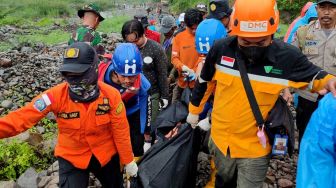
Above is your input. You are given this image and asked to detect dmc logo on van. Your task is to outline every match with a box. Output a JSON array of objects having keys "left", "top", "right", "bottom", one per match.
[{"left": 240, "top": 21, "right": 268, "bottom": 32}]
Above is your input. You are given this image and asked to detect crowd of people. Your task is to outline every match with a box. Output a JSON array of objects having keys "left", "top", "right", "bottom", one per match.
[{"left": 0, "top": 0, "right": 336, "bottom": 187}]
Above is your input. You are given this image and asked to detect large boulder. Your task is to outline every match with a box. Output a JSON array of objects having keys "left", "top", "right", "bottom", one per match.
[
  {"left": 17, "top": 167, "right": 38, "bottom": 188},
  {"left": 1, "top": 99, "right": 13, "bottom": 109}
]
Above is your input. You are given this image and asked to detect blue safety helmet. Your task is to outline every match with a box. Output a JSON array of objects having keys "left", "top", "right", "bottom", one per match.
[
  {"left": 195, "top": 19, "right": 227, "bottom": 54},
  {"left": 112, "top": 43, "right": 143, "bottom": 76}
]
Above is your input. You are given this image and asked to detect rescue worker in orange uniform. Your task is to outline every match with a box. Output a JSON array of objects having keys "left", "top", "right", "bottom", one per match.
[
  {"left": 171, "top": 8, "right": 203, "bottom": 103},
  {"left": 187, "top": 0, "right": 336, "bottom": 187},
  {"left": 0, "top": 42, "right": 138, "bottom": 188}
]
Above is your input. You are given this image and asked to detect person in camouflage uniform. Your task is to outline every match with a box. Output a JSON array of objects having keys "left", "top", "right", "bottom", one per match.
[{"left": 68, "top": 3, "right": 105, "bottom": 55}]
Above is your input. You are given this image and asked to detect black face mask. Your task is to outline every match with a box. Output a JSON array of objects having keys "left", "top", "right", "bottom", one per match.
[{"left": 239, "top": 45, "right": 268, "bottom": 63}]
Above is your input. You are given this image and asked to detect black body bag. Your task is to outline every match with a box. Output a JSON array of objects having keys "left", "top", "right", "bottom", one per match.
[{"left": 131, "top": 87, "right": 201, "bottom": 188}]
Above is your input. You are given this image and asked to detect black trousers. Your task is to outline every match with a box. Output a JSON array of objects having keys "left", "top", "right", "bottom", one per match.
[
  {"left": 296, "top": 96, "right": 321, "bottom": 143},
  {"left": 58, "top": 155, "right": 123, "bottom": 188},
  {"left": 128, "top": 110, "right": 144, "bottom": 157}
]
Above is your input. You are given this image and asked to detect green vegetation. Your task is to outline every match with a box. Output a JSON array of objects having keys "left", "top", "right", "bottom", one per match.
[
  {"left": 98, "top": 16, "right": 131, "bottom": 33},
  {"left": 40, "top": 118, "right": 58, "bottom": 140},
  {"left": 277, "top": 0, "right": 311, "bottom": 20},
  {"left": 0, "top": 139, "right": 54, "bottom": 180},
  {"left": 0, "top": 0, "right": 135, "bottom": 51},
  {"left": 0, "top": 118, "right": 57, "bottom": 180},
  {"left": 0, "top": 42, "right": 13, "bottom": 53},
  {"left": 0, "top": 0, "right": 72, "bottom": 26},
  {"left": 275, "top": 23, "right": 289, "bottom": 39},
  {"left": 35, "top": 18, "right": 67, "bottom": 27},
  {"left": 17, "top": 30, "right": 70, "bottom": 46},
  {"left": 0, "top": 0, "right": 116, "bottom": 26},
  {"left": 169, "top": 0, "right": 207, "bottom": 13}
]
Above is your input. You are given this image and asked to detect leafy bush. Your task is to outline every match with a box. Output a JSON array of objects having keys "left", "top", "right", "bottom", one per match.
[
  {"left": 277, "top": 0, "right": 310, "bottom": 13},
  {"left": 0, "top": 139, "right": 54, "bottom": 180}
]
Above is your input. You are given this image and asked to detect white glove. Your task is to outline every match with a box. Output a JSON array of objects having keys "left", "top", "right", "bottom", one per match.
[
  {"left": 186, "top": 113, "right": 199, "bottom": 128},
  {"left": 125, "top": 161, "right": 138, "bottom": 177},
  {"left": 197, "top": 117, "right": 211, "bottom": 131},
  {"left": 143, "top": 142, "right": 151, "bottom": 153},
  {"left": 182, "top": 65, "right": 195, "bottom": 76},
  {"left": 182, "top": 65, "right": 191, "bottom": 72},
  {"left": 183, "top": 71, "right": 196, "bottom": 81},
  {"left": 159, "top": 98, "right": 169, "bottom": 109}
]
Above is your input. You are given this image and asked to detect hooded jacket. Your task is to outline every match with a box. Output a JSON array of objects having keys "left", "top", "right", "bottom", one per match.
[{"left": 284, "top": 3, "right": 317, "bottom": 43}]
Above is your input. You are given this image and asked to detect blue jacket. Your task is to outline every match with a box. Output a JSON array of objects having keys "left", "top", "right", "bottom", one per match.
[
  {"left": 297, "top": 93, "right": 336, "bottom": 188},
  {"left": 285, "top": 4, "right": 317, "bottom": 43},
  {"left": 102, "top": 63, "right": 151, "bottom": 134}
]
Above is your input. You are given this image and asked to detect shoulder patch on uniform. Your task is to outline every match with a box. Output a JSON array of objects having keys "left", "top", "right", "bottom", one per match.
[
  {"left": 64, "top": 48, "right": 79, "bottom": 58},
  {"left": 33, "top": 94, "right": 52, "bottom": 112},
  {"left": 115, "top": 102, "right": 123, "bottom": 115}
]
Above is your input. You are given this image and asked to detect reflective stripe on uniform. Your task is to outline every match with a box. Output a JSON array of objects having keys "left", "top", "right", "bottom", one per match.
[{"left": 215, "top": 64, "right": 289, "bottom": 86}]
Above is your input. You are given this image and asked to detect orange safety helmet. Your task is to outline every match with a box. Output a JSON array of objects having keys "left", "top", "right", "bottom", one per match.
[{"left": 229, "top": 0, "right": 279, "bottom": 37}]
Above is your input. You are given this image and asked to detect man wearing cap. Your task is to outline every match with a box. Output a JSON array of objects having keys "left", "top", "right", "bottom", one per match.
[
  {"left": 160, "top": 15, "right": 178, "bottom": 81},
  {"left": 186, "top": 0, "right": 336, "bottom": 187},
  {"left": 68, "top": 3, "right": 105, "bottom": 55},
  {"left": 134, "top": 14, "right": 161, "bottom": 43},
  {"left": 0, "top": 42, "right": 138, "bottom": 187},
  {"left": 196, "top": 3, "right": 208, "bottom": 19},
  {"left": 291, "top": 0, "right": 336, "bottom": 143},
  {"left": 207, "top": 0, "right": 232, "bottom": 28}
]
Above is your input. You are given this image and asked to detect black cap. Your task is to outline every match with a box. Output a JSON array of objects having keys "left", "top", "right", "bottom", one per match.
[
  {"left": 134, "top": 14, "right": 149, "bottom": 28},
  {"left": 207, "top": 0, "right": 232, "bottom": 20},
  {"left": 317, "top": 0, "right": 336, "bottom": 4},
  {"left": 60, "top": 42, "right": 98, "bottom": 73}
]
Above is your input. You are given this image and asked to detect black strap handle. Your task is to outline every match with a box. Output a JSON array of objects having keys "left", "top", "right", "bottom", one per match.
[{"left": 235, "top": 52, "right": 264, "bottom": 127}]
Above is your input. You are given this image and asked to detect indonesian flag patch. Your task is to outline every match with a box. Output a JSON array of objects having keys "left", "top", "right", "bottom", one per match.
[{"left": 220, "top": 56, "right": 235, "bottom": 67}]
